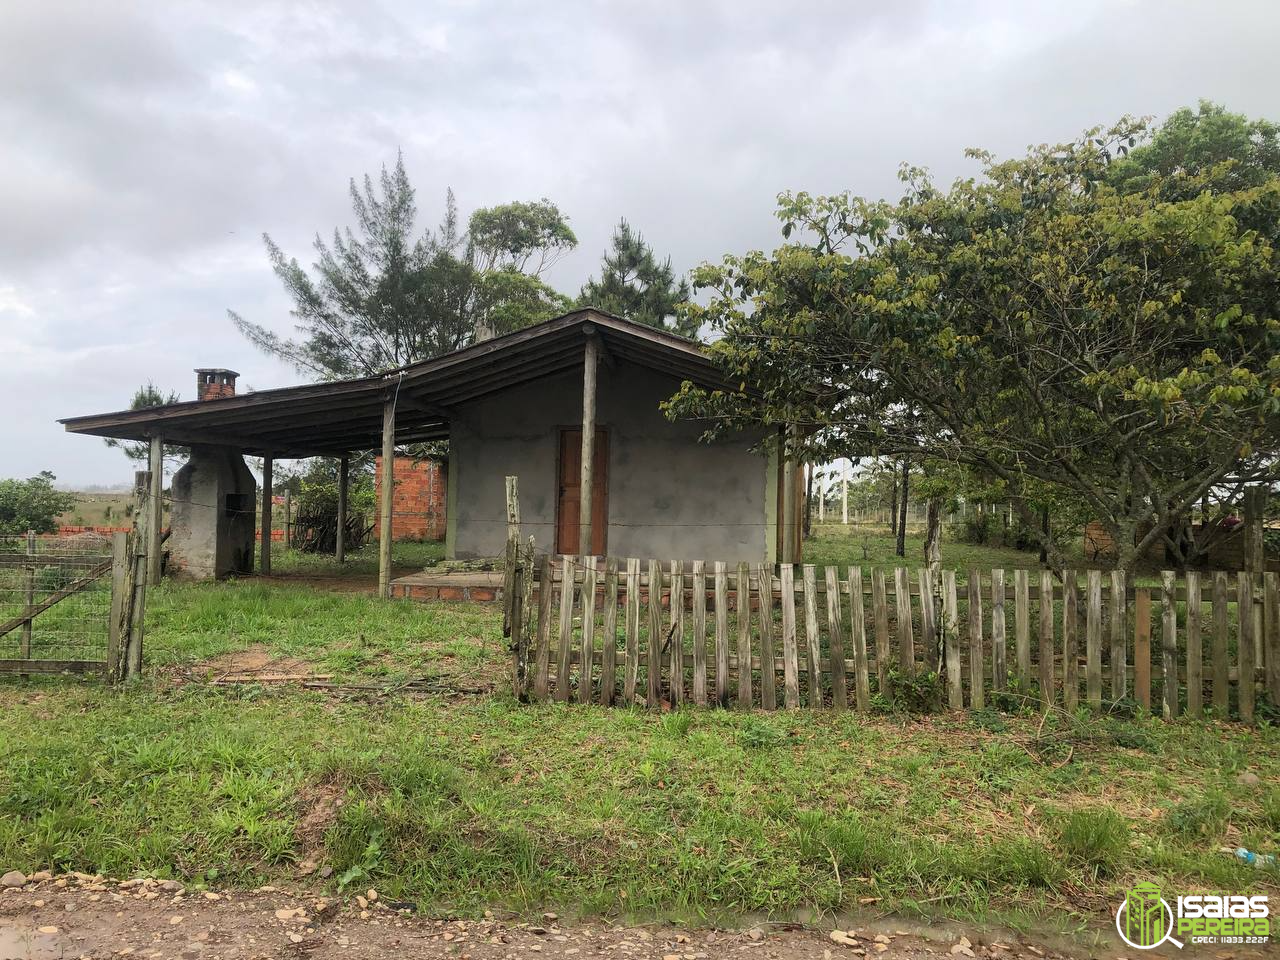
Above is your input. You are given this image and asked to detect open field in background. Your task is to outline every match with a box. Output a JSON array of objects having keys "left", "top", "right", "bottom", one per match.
[
  {"left": 0, "top": 542, "right": 1277, "bottom": 939},
  {"left": 55, "top": 492, "right": 137, "bottom": 528}
]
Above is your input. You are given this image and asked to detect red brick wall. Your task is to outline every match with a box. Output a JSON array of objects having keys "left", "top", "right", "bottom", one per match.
[{"left": 374, "top": 456, "right": 447, "bottom": 542}]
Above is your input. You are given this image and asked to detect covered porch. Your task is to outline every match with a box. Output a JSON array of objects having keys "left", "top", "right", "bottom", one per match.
[{"left": 60, "top": 309, "right": 784, "bottom": 596}]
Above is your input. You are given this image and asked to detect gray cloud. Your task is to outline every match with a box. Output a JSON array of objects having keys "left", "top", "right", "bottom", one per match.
[{"left": 2, "top": 0, "right": 1277, "bottom": 486}]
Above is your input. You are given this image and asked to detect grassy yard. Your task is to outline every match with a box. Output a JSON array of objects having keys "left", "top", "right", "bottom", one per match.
[
  {"left": 804, "top": 523, "right": 1047, "bottom": 573},
  {"left": 0, "top": 550, "right": 1277, "bottom": 938}
]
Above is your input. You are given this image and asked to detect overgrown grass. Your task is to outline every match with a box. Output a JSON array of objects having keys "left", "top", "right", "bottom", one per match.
[{"left": 0, "top": 576, "right": 1277, "bottom": 933}]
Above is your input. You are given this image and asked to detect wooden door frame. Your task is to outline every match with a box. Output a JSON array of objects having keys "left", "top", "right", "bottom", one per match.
[{"left": 554, "top": 425, "right": 610, "bottom": 556}]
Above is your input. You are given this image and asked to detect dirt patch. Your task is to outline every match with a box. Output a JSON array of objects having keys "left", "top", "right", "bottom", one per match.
[
  {"left": 0, "top": 876, "right": 1176, "bottom": 960},
  {"left": 294, "top": 781, "right": 347, "bottom": 878},
  {"left": 199, "top": 644, "right": 315, "bottom": 681}
]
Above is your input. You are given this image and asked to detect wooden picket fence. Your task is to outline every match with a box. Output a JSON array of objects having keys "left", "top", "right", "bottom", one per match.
[{"left": 511, "top": 557, "right": 1280, "bottom": 721}]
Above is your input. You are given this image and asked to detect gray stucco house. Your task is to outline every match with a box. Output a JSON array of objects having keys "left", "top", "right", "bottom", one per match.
[{"left": 62, "top": 309, "right": 801, "bottom": 590}]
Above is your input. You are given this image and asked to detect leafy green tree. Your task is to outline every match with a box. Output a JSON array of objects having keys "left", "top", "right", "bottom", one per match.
[
  {"left": 231, "top": 155, "right": 576, "bottom": 379},
  {"left": 104, "top": 382, "right": 183, "bottom": 465},
  {"left": 579, "top": 219, "right": 694, "bottom": 337},
  {"left": 669, "top": 110, "right": 1280, "bottom": 572},
  {"left": 0, "top": 472, "right": 76, "bottom": 535}
]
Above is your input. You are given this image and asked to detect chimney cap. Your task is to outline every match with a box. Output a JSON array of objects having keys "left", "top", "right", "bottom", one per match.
[{"left": 195, "top": 368, "right": 240, "bottom": 378}]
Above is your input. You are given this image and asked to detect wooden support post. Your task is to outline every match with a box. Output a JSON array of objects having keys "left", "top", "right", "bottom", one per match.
[
  {"left": 504, "top": 476, "right": 521, "bottom": 638},
  {"left": 335, "top": 455, "right": 349, "bottom": 563},
  {"left": 147, "top": 435, "right": 163, "bottom": 584},
  {"left": 20, "top": 530, "right": 34, "bottom": 661},
  {"left": 259, "top": 454, "right": 273, "bottom": 577},
  {"left": 378, "top": 397, "right": 395, "bottom": 597},
  {"left": 107, "top": 532, "right": 126, "bottom": 682},
  {"left": 781, "top": 433, "right": 796, "bottom": 564},
  {"left": 578, "top": 331, "right": 599, "bottom": 558}
]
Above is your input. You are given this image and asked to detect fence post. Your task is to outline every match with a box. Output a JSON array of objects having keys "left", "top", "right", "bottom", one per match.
[
  {"left": 107, "top": 532, "right": 127, "bottom": 682},
  {"left": 20, "top": 530, "right": 34, "bottom": 661}
]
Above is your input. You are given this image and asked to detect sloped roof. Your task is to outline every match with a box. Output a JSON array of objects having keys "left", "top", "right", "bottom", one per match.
[{"left": 60, "top": 309, "right": 733, "bottom": 458}]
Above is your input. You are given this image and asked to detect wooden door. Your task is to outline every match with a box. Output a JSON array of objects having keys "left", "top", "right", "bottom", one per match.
[{"left": 556, "top": 428, "right": 609, "bottom": 555}]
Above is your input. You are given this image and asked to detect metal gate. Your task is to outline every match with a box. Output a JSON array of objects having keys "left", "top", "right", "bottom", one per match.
[{"left": 0, "top": 533, "right": 119, "bottom": 677}]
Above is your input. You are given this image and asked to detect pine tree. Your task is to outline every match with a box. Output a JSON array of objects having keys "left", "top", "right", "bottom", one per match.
[
  {"left": 231, "top": 154, "right": 575, "bottom": 379},
  {"left": 578, "top": 219, "right": 695, "bottom": 338}
]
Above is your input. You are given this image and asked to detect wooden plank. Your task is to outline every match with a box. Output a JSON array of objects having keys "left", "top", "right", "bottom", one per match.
[
  {"left": 579, "top": 560, "right": 597, "bottom": 704},
  {"left": 1134, "top": 588, "right": 1152, "bottom": 712},
  {"left": 943, "top": 569, "right": 962, "bottom": 710},
  {"left": 647, "top": 559, "right": 663, "bottom": 707},
  {"left": 849, "top": 566, "right": 870, "bottom": 711},
  {"left": 601, "top": 558, "right": 619, "bottom": 706},
  {"left": 918, "top": 567, "right": 937, "bottom": 672},
  {"left": 968, "top": 569, "right": 984, "bottom": 709},
  {"left": 1185, "top": 571, "right": 1202, "bottom": 717},
  {"left": 1086, "top": 569, "right": 1103, "bottom": 712},
  {"left": 1266, "top": 571, "right": 1280, "bottom": 709},
  {"left": 737, "top": 563, "right": 753, "bottom": 708},
  {"left": 871, "top": 568, "right": 891, "bottom": 695},
  {"left": 1212, "top": 571, "right": 1230, "bottom": 715},
  {"left": 556, "top": 555, "right": 575, "bottom": 703},
  {"left": 825, "top": 566, "right": 848, "bottom": 710},
  {"left": 1110, "top": 570, "right": 1126, "bottom": 702},
  {"left": 669, "top": 561, "right": 685, "bottom": 704},
  {"left": 624, "top": 556, "right": 642, "bottom": 702},
  {"left": 991, "top": 569, "right": 1007, "bottom": 693},
  {"left": 1014, "top": 569, "right": 1030, "bottom": 688},
  {"left": 802, "top": 565, "right": 823, "bottom": 707},
  {"left": 1239, "top": 572, "right": 1255, "bottom": 723},
  {"left": 532, "top": 555, "right": 552, "bottom": 701},
  {"left": 692, "top": 560, "right": 708, "bottom": 706},
  {"left": 756, "top": 563, "right": 777, "bottom": 710},
  {"left": 894, "top": 567, "right": 915, "bottom": 679},
  {"left": 1161, "top": 571, "right": 1178, "bottom": 720},
  {"left": 1062, "top": 571, "right": 1079, "bottom": 712},
  {"left": 1039, "top": 573, "right": 1054, "bottom": 705},
  {"left": 715, "top": 561, "right": 730, "bottom": 707},
  {"left": 780, "top": 563, "right": 800, "bottom": 709}
]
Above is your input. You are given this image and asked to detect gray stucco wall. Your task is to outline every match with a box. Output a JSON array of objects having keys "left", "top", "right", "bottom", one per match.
[
  {"left": 169, "top": 445, "right": 256, "bottom": 579},
  {"left": 449, "top": 364, "right": 769, "bottom": 562}
]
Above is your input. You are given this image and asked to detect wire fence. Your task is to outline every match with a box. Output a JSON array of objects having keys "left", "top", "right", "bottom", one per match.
[{"left": 0, "top": 533, "right": 114, "bottom": 669}]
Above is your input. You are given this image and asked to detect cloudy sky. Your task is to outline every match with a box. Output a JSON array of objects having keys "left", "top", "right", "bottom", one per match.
[{"left": 3, "top": 0, "right": 1277, "bottom": 487}]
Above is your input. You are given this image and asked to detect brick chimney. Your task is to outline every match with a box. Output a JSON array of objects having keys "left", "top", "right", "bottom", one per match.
[{"left": 195, "top": 368, "right": 239, "bottom": 401}]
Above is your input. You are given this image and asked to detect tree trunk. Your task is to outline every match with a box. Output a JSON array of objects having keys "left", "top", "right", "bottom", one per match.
[
  {"left": 895, "top": 459, "right": 910, "bottom": 557},
  {"left": 802, "top": 462, "right": 814, "bottom": 539},
  {"left": 889, "top": 467, "right": 899, "bottom": 535}
]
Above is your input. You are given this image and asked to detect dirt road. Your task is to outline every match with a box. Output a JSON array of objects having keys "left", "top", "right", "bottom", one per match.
[{"left": 0, "top": 873, "right": 1227, "bottom": 960}]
